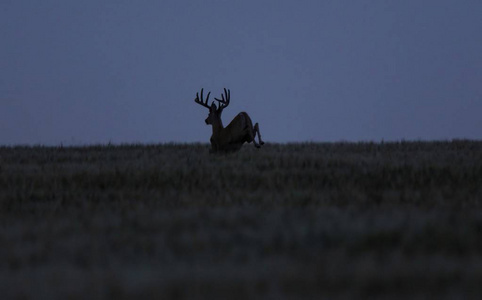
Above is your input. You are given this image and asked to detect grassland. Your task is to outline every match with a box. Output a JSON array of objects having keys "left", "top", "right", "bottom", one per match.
[{"left": 1, "top": 141, "right": 482, "bottom": 299}]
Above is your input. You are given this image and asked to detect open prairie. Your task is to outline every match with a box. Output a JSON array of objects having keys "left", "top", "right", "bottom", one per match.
[{"left": 1, "top": 141, "right": 482, "bottom": 299}]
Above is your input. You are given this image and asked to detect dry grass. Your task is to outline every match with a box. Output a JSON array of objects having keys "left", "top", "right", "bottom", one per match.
[{"left": 1, "top": 141, "right": 482, "bottom": 299}]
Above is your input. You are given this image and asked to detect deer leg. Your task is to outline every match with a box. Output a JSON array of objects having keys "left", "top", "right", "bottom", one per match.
[
  {"left": 247, "top": 124, "right": 261, "bottom": 148},
  {"left": 254, "top": 123, "right": 264, "bottom": 146},
  {"left": 247, "top": 126, "right": 260, "bottom": 148}
]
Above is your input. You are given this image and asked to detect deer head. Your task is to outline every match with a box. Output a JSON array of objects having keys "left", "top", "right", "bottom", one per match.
[{"left": 194, "top": 88, "right": 230, "bottom": 125}]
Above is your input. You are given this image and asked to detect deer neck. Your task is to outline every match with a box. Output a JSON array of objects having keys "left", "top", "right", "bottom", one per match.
[{"left": 211, "top": 117, "right": 224, "bottom": 137}]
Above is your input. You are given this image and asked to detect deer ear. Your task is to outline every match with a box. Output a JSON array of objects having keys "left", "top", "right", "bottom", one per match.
[{"left": 211, "top": 102, "right": 217, "bottom": 110}]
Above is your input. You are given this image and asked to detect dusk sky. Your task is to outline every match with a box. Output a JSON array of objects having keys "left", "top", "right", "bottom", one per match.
[{"left": 1, "top": 1, "right": 481, "bottom": 145}]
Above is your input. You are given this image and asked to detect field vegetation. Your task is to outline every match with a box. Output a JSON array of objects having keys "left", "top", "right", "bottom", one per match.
[{"left": 1, "top": 141, "right": 482, "bottom": 299}]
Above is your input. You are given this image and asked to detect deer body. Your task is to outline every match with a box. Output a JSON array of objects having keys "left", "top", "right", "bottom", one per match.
[{"left": 195, "top": 88, "right": 264, "bottom": 153}]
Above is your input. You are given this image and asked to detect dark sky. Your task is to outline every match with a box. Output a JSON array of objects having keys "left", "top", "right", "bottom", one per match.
[{"left": 2, "top": 1, "right": 481, "bottom": 145}]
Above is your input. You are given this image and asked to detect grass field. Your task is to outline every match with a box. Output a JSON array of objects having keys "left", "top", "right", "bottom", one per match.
[{"left": 1, "top": 141, "right": 482, "bottom": 299}]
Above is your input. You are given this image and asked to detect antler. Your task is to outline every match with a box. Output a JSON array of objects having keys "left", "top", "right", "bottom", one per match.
[
  {"left": 215, "top": 88, "right": 230, "bottom": 110},
  {"left": 194, "top": 88, "right": 211, "bottom": 109}
]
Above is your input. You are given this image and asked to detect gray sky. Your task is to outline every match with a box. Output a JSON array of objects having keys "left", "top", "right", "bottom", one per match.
[{"left": 1, "top": 0, "right": 481, "bottom": 145}]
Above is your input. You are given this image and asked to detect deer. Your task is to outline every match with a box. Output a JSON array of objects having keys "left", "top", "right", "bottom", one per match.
[{"left": 194, "top": 88, "right": 264, "bottom": 153}]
